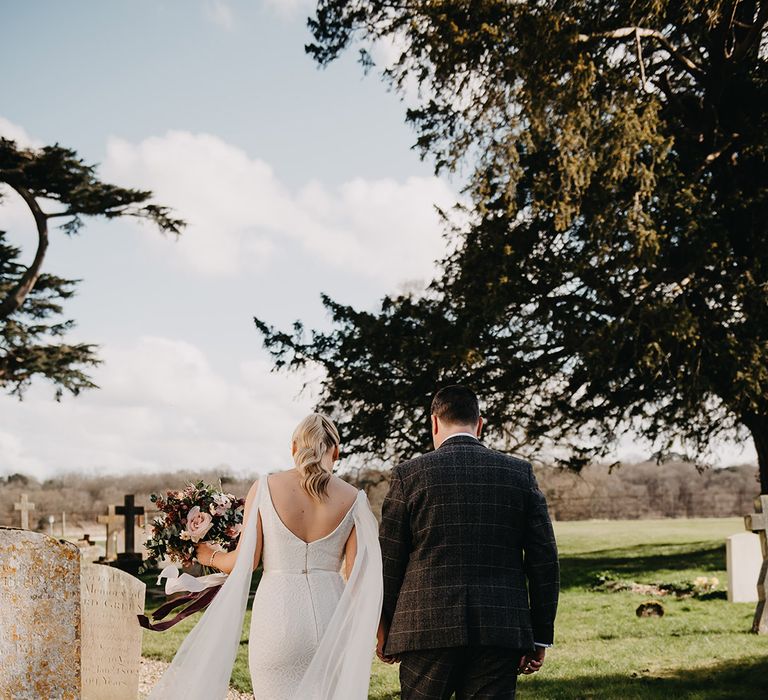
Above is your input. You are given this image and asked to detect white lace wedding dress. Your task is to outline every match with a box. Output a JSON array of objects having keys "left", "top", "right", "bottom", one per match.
[{"left": 146, "top": 477, "right": 383, "bottom": 700}]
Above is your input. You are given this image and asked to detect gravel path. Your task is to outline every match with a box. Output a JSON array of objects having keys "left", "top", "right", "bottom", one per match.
[{"left": 139, "top": 657, "right": 252, "bottom": 699}]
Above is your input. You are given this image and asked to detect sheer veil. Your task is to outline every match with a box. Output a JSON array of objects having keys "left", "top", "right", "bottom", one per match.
[{"left": 146, "top": 478, "right": 383, "bottom": 700}]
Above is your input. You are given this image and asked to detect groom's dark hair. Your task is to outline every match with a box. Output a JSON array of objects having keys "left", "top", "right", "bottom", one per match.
[{"left": 431, "top": 385, "right": 480, "bottom": 425}]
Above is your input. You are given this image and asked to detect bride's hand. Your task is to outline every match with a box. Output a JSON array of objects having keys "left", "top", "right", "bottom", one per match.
[{"left": 195, "top": 541, "right": 215, "bottom": 565}]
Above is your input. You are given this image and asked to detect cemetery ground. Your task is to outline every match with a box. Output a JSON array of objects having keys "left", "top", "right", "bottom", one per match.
[{"left": 139, "top": 517, "right": 768, "bottom": 699}]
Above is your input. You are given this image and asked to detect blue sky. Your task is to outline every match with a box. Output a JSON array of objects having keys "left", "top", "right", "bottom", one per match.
[
  {"left": 0, "top": 1, "right": 756, "bottom": 478},
  {"left": 0, "top": 0, "right": 460, "bottom": 478}
]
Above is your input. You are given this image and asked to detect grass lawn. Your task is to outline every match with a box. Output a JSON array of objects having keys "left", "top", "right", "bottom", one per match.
[{"left": 141, "top": 517, "right": 768, "bottom": 698}]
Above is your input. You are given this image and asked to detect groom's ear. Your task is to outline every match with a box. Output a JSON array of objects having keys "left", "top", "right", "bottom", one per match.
[
  {"left": 431, "top": 414, "right": 439, "bottom": 435},
  {"left": 477, "top": 416, "right": 484, "bottom": 437}
]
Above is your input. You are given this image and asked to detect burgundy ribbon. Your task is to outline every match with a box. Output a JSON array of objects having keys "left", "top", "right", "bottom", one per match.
[{"left": 137, "top": 584, "right": 223, "bottom": 631}]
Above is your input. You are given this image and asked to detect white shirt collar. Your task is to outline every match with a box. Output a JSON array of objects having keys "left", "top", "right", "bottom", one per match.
[{"left": 441, "top": 432, "right": 480, "bottom": 444}]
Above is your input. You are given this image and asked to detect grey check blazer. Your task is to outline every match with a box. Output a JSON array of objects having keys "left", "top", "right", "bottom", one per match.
[{"left": 379, "top": 435, "right": 559, "bottom": 655}]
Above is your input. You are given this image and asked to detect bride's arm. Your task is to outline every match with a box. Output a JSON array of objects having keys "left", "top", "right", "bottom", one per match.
[{"left": 196, "top": 478, "right": 263, "bottom": 574}]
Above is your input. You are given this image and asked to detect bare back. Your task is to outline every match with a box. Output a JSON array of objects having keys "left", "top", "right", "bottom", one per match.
[{"left": 267, "top": 469, "right": 358, "bottom": 544}]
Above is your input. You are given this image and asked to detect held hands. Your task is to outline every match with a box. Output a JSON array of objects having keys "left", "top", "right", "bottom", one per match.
[
  {"left": 517, "top": 647, "right": 545, "bottom": 675},
  {"left": 376, "top": 621, "right": 399, "bottom": 665}
]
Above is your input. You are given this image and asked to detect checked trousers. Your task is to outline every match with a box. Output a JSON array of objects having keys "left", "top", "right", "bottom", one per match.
[{"left": 398, "top": 646, "right": 523, "bottom": 700}]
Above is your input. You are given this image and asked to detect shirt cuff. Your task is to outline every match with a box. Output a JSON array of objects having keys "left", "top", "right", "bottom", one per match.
[{"left": 534, "top": 642, "right": 552, "bottom": 648}]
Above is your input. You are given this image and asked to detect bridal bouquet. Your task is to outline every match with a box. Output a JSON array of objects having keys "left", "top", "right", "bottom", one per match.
[
  {"left": 138, "top": 480, "right": 245, "bottom": 632},
  {"left": 141, "top": 480, "right": 245, "bottom": 572}
]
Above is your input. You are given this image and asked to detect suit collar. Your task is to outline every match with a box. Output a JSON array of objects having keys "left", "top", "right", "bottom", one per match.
[{"left": 437, "top": 434, "right": 482, "bottom": 449}]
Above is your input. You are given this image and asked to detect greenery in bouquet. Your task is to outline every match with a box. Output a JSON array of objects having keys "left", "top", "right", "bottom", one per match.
[{"left": 141, "top": 480, "right": 245, "bottom": 574}]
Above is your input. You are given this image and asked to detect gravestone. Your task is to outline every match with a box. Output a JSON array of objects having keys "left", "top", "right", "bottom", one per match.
[
  {"left": 13, "top": 493, "right": 35, "bottom": 530},
  {"left": 726, "top": 532, "right": 762, "bottom": 602},
  {"left": 0, "top": 527, "right": 80, "bottom": 698},
  {"left": 111, "top": 494, "right": 145, "bottom": 575},
  {"left": 0, "top": 527, "right": 146, "bottom": 699},
  {"left": 98, "top": 504, "right": 123, "bottom": 560},
  {"left": 80, "top": 564, "right": 145, "bottom": 699},
  {"left": 76, "top": 534, "right": 103, "bottom": 563},
  {"left": 744, "top": 494, "right": 768, "bottom": 633}
]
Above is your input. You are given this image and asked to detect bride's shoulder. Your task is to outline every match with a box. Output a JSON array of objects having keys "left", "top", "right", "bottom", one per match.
[
  {"left": 329, "top": 475, "right": 359, "bottom": 507},
  {"left": 331, "top": 474, "right": 359, "bottom": 494}
]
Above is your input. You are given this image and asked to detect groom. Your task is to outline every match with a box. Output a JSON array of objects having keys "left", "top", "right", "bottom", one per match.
[{"left": 377, "top": 385, "right": 559, "bottom": 699}]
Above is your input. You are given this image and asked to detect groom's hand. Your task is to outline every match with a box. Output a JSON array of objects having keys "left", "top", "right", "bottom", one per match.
[
  {"left": 376, "top": 617, "right": 400, "bottom": 664},
  {"left": 375, "top": 643, "right": 399, "bottom": 665},
  {"left": 376, "top": 624, "right": 399, "bottom": 664},
  {"left": 518, "top": 647, "right": 545, "bottom": 675}
]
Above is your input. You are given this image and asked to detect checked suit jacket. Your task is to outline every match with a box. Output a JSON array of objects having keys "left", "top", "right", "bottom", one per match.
[{"left": 380, "top": 434, "right": 559, "bottom": 655}]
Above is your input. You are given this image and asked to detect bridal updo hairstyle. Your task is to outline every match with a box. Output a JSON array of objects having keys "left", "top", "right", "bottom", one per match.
[{"left": 292, "top": 413, "right": 340, "bottom": 500}]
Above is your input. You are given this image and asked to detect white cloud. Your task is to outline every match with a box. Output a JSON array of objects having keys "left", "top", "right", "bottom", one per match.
[
  {"left": 0, "top": 116, "right": 43, "bottom": 149},
  {"left": 204, "top": 0, "right": 235, "bottom": 31},
  {"left": 262, "top": 0, "right": 314, "bottom": 20},
  {"left": 0, "top": 117, "right": 46, "bottom": 247},
  {"left": 0, "top": 336, "right": 314, "bottom": 480},
  {"left": 102, "top": 130, "right": 457, "bottom": 287}
]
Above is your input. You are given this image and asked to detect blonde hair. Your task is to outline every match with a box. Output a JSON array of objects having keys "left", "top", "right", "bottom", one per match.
[{"left": 291, "top": 413, "right": 340, "bottom": 500}]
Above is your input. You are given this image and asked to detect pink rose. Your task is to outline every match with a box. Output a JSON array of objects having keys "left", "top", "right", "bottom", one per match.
[
  {"left": 184, "top": 505, "right": 213, "bottom": 542},
  {"left": 226, "top": 523, "right": 242, "bottom": 538}
]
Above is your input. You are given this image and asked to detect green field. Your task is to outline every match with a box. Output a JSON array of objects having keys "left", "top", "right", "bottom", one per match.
[{"left": 141, "top": 518, "right": 768, "bottom": 698}]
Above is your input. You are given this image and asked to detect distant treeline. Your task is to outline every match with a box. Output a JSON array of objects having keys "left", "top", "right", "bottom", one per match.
[
  {"left": 0, "top": 460, "right": 760, "bottom": 528},
  {"left": 344, "top": 460, "right": 760, "bottom": 521},
  {"left": 530, "top": 460, "right": 759, "bottom": 521}
]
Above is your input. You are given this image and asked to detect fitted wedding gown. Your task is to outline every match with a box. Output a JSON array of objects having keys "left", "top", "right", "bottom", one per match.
[
  {"left": 146, "top": 477, "right": 383, "bottom": 700},
  {"left": 249, "top": 477, "right": 358, "bottom": 696}
]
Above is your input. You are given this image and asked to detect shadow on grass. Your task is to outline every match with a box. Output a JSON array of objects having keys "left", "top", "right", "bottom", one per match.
[
  {"left": 560, "top": 542, "right": 725, "bottom": 589},
  {"left": 368, "top": 655, "right": 768, "bottom": 700},
  {"left": 522, "top": 655, "right": 768, "bottom": 699}
]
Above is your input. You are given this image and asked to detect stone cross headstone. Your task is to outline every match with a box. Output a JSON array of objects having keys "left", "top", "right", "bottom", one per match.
[
  {"left": 98, "top": 504, "right": 123, "bottom": 560},
  {"left": 13, "top": 494, "right": 35, "bottom": 530},
  {"left": 726, "top": 532, "right": 762, "bottom": 602},
  {"left": 112, "top": 495, "right": 145, "bottom": 575},
  {"left": 115, "top": 494, "right": 144, "bottom": 554},
  {"left": 0, "top": 527, "right": 146, "bottom": 699},
  {"left": 744, "top": 494, "right": 768, "bottom": 634}
]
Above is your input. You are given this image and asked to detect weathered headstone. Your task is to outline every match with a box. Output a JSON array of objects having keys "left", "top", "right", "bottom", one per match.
[
  {"left": 0, "top": 528, "right": 80, "bottom": 698},
  {"left": 80, "top": 564, "right": 145, "bottom": 699},
  {"left": 744, "top": 494, "right": 768, "bottom": 633},
  {"left": 0, "top": 527, "right": 146, "bottom": 699},
  {"left": 13, "top": 493, "right": 35, "bottom": 530},
  {"left": 727, "top": 532, "right": 762, "bottom": 603},
  {"left": 98, "top": 504, "right": 123, "bottom": 560}
]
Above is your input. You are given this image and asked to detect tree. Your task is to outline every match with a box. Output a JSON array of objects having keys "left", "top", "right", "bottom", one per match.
[
  {"left": 256, "top": 1, "right": 768, "bottom": 491},
  {"left": 1, "top": 139, "right": 184, "bottom": 397}
]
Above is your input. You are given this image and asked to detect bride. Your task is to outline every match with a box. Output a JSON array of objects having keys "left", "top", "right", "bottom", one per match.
[{"left": 146, "top": 413, "right": 383, "bottom": 700}]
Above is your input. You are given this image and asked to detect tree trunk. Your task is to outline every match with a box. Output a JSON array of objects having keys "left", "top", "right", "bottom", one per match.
[
  {"left": 0, "top": 185, "right": 48, "bottom": 320},
  {"left": 746, "top": 414, "right": 768, "bottom": 494}
]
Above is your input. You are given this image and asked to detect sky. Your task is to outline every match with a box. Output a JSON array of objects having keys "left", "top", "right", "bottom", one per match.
[{"left": 0, "top": 1, "right": 757, "bottom": 479}]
